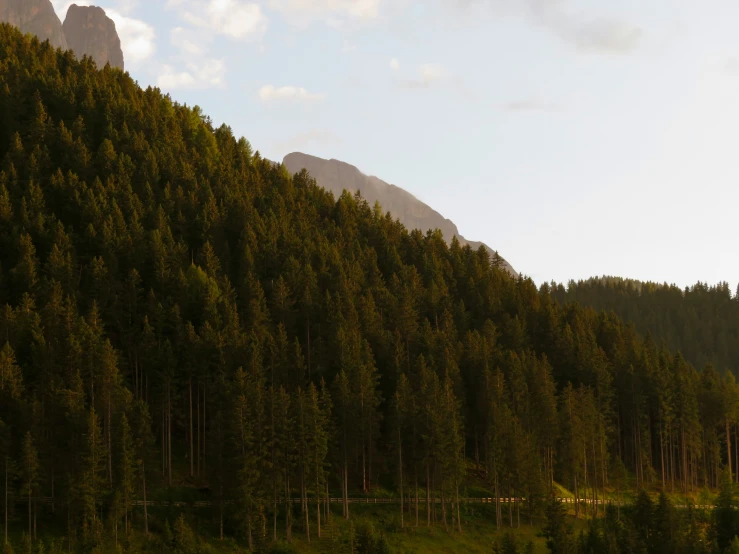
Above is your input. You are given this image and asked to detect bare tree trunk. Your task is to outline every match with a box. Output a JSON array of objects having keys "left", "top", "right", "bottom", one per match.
[
  {"left": 426, "top": 463, "right": 431, "bottom": 527},
  {"left": 108, "top": 393, "right": 113, "bottom": 485},
  {"left": 286, "top": 474, "right": 292, "bottom": 542},
  {"left": 168, "top": 381, "right": 172, "bottom": 486},
  {"left": 326, "top": 481, "right": 331, "bottom": 522},
  {"left": 190, "top": 378, "right": 194, "bottom": 477},
  {"left": 344, "top": 459, "right": 349, "bottom": 520},
  {"left": 303, "top": 472, "right": 310, "bottom": 543},
  {"left": 4, "top": 461, "right": 7, "bottom": 546},
  {"left": 441, "top": 485, "right": 448, "bottom": 531},
  {"left": 456, "top": 482, "right": 462, "bottom": 533},
  {"left": 316, "top": 475, "right": 321, "bottom": 539},
  {"left": 142, "top": 460, "right": 148, "bottom": 536},
  {"left": 197, "top": 383, "right": 201, "bottom": 477},
  {"left": 398, "top": 427, "right": 404, "bottom": 528},
  {"left": 202, "top": 386, "right": 206, "bottom": 477},
  {"left": 727, "top": 418, "right": 733, "bottom": 482},
  {"left": 415, "top": 475, "right": 419, "bottom": 527}
]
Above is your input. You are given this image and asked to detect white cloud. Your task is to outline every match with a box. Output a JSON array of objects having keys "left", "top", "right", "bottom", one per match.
[
  {"left": 258, "top": 85, "right": 325, "bottom": 102},
  {"left": 170, "top": 27, "right": 205, "bottom": 56},
  {"left": 180, "top": 0, "right": 267, "bottom": 41},
  {"left": 109, "top": 9, "right": 156, "bottom": 64},
  {"left": 50, "top": 1, "right": 156, "bottom": 66},
  {"left": 157, "top": 59, "right": 227, "bottom": 90},
  {"left": 274, "top": 129, "right": 343, "bottom": 154},
  {"left": 502, "top": 98, "right": 563, "bottom": 113},
  {"left": 448, "top": 0, "right": 642, "bottom": 55},
  {"left": 399, "top": 63, "right": 449, "bottom": 88},
  {"left": 268, "top": 0, "right": 381, "bottom": 26},
  {"left": 390, "top": 57, "right": 400, "bottom": 71},
  {"left": 342, "top": 40, "right": 356, "bottom": 53},
  {"left": 419, "top": 63, "right": 446, "bottom": 82}
]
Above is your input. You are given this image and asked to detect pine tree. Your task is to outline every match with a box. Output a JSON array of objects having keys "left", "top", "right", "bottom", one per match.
[{"left": 79, "top": 408, "right": 108, "bottom": 546}]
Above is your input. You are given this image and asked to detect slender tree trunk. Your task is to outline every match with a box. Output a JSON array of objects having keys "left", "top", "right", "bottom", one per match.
[
  {"left": 4, "top": 460, "right": 7, "bottom": 546},
  {"left": 202, "top": 386, "right": 206, "bottom": 476},
  {"left": 108, "top": 394, "right": 113, "bottom": 485},
  {"left": 28, "top": 486, "right": 31, "bottom": 540},
  {"left": 456, "top": 482, "right": 462, "bottom": 533},
  {"left": 285, "top": 474, "right": 292, "bottom": 542},
  {"left": 303, "top": 472, "right": 310, "bottom": 543},
  {"left": 398, "top": 427, "right": 404, "bottom": 528},
  {"left": 316, "top": 474, "right": 321, "bottom": 539},
  {"left": 441, "top": 485, "right": 448, "bottom": 531},
  {"left": 189, "top": 377, "right": 194, "bottom": 477},
  {"left": 168, "top": 381, "right": 172, "bottom": 486},
  {"left": 326, "top": 481, "right": 331, "bottom": 522},
  {"left": 142, "top": 459, "right": 148, "bottom": 536},
  {"left": 344, "top": 459, "right": 349, "bottom": 520},
  {"left": 415, "top": 475, "right": 419, "bottom": 527},
  {"left": 161, "top": 409, "right": 165, "bottom": 476},
  {"left": 727, "top": 418, "right": 733, "bottom": 482},
  {"left": 426, "top": 462, "right": 431, "bottom": 527},
  {"left": 197, "top": 383, "right": 201, "bottom": 478},
  {"left": 660, "top": 423, "right": 666, "bottom": 488}
]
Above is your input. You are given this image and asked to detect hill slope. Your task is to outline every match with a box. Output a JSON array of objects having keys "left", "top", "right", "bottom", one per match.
[
  {"left": 0, "top": 23, "right": 734, "bottom": 554},
  {"left": 283, "top": 152, "right": 518, "bottom": 277}
]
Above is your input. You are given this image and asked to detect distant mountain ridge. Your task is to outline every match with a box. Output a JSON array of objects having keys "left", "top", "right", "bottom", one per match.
[
  {"left": 0, "top": 0, "right": 123, "bottom": 69},
  {"left": 282, "top": 152, "right": 517, "bottom": 277}
]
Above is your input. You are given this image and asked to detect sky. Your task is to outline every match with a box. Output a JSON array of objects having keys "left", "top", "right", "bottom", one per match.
[{"left": 50, "top": 0, "right": 739, "bottom": 289}]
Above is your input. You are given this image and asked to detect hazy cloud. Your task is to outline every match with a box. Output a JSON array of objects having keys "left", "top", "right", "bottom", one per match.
[
  {"left": 170, "top": 27, "right": 205, "bottom": 56},
  {"left": 178, "top": 0, "right": 268, "bottom": 41},
  {"left": 450, "top": 0, "right": 642, "bottom": 54},
  {"left": 268, "top": 0, "right": 381, "bottom": 26},
  {"left": 390, "top": 57, "right": 400, "bottom": 71},
  {"left": 274, "top": 129, "right": 343, "bottom": 154},
  {"left": 399, "top": 63, "right": 449, "bottom": 88},
  {"left": 726, "top": 57, "right": 739, "bottom": 75},
  {"left": 258, "top": 85, "right": 326, "bottom": 102},
  {"left": 157, "top": 59, "right": 227, "bottom": 89},
  {"left": 501, "top": 98, "right": 563, "bottom": 112}
]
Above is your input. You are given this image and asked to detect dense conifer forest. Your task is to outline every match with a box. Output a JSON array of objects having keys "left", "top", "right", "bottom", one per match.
[
  {"left": 552, "top": 277, "right": 739, "bottom": 377},
  {"left": 4, "top": 24, "right": 739, "bottom": 553}
]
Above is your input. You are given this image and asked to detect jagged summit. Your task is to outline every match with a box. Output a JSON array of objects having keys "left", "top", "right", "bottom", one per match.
[
  {"left": 0, "top": 0, "right": 123, "bottom": 70},
  {"left": 283, "top": 152, "right": 518, "bottom": 277},
  {"left": 0, "top": 0, "right": 67, "bottom": 49},
  {"left": 63, "top": 4, "right": 124, "bottom": 70}
]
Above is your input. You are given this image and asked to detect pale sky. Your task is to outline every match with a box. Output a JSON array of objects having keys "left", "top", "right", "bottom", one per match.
[{"left": 51, "top": 0, "right": 739, "bottom": 289}]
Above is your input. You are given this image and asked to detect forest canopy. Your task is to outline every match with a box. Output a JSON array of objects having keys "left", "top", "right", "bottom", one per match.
[{"left": 0, "top": 23, "right": 738, "bottom": 553}]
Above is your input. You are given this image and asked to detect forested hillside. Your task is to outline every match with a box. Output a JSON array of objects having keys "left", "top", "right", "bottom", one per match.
[
  {"left": 552, "top": 278, "right": 739, "bottom": 376},
  {"left": 2, "top": 24, "right": 739, "bottom": 553}
]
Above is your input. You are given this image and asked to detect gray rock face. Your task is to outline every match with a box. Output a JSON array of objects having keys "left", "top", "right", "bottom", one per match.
[
  {"left": 283, "top": 152, "right": 518, "bottom": 277},
  {"left": 63, "top": 4, "right": 123, "bottom": 70},
  {"left": 0, "top": 0, "right": 67, "bottom": 49}
]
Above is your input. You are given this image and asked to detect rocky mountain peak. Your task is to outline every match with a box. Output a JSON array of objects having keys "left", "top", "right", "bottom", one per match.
[
  {"left": 282, "top": 152, "right": 518, "bottom": 277},
  {"left": 0, "top": 0, "right": 67, "bottom": 49},
  {"left": 62, "top": 4, "right": 123, "bottom": 70}
]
